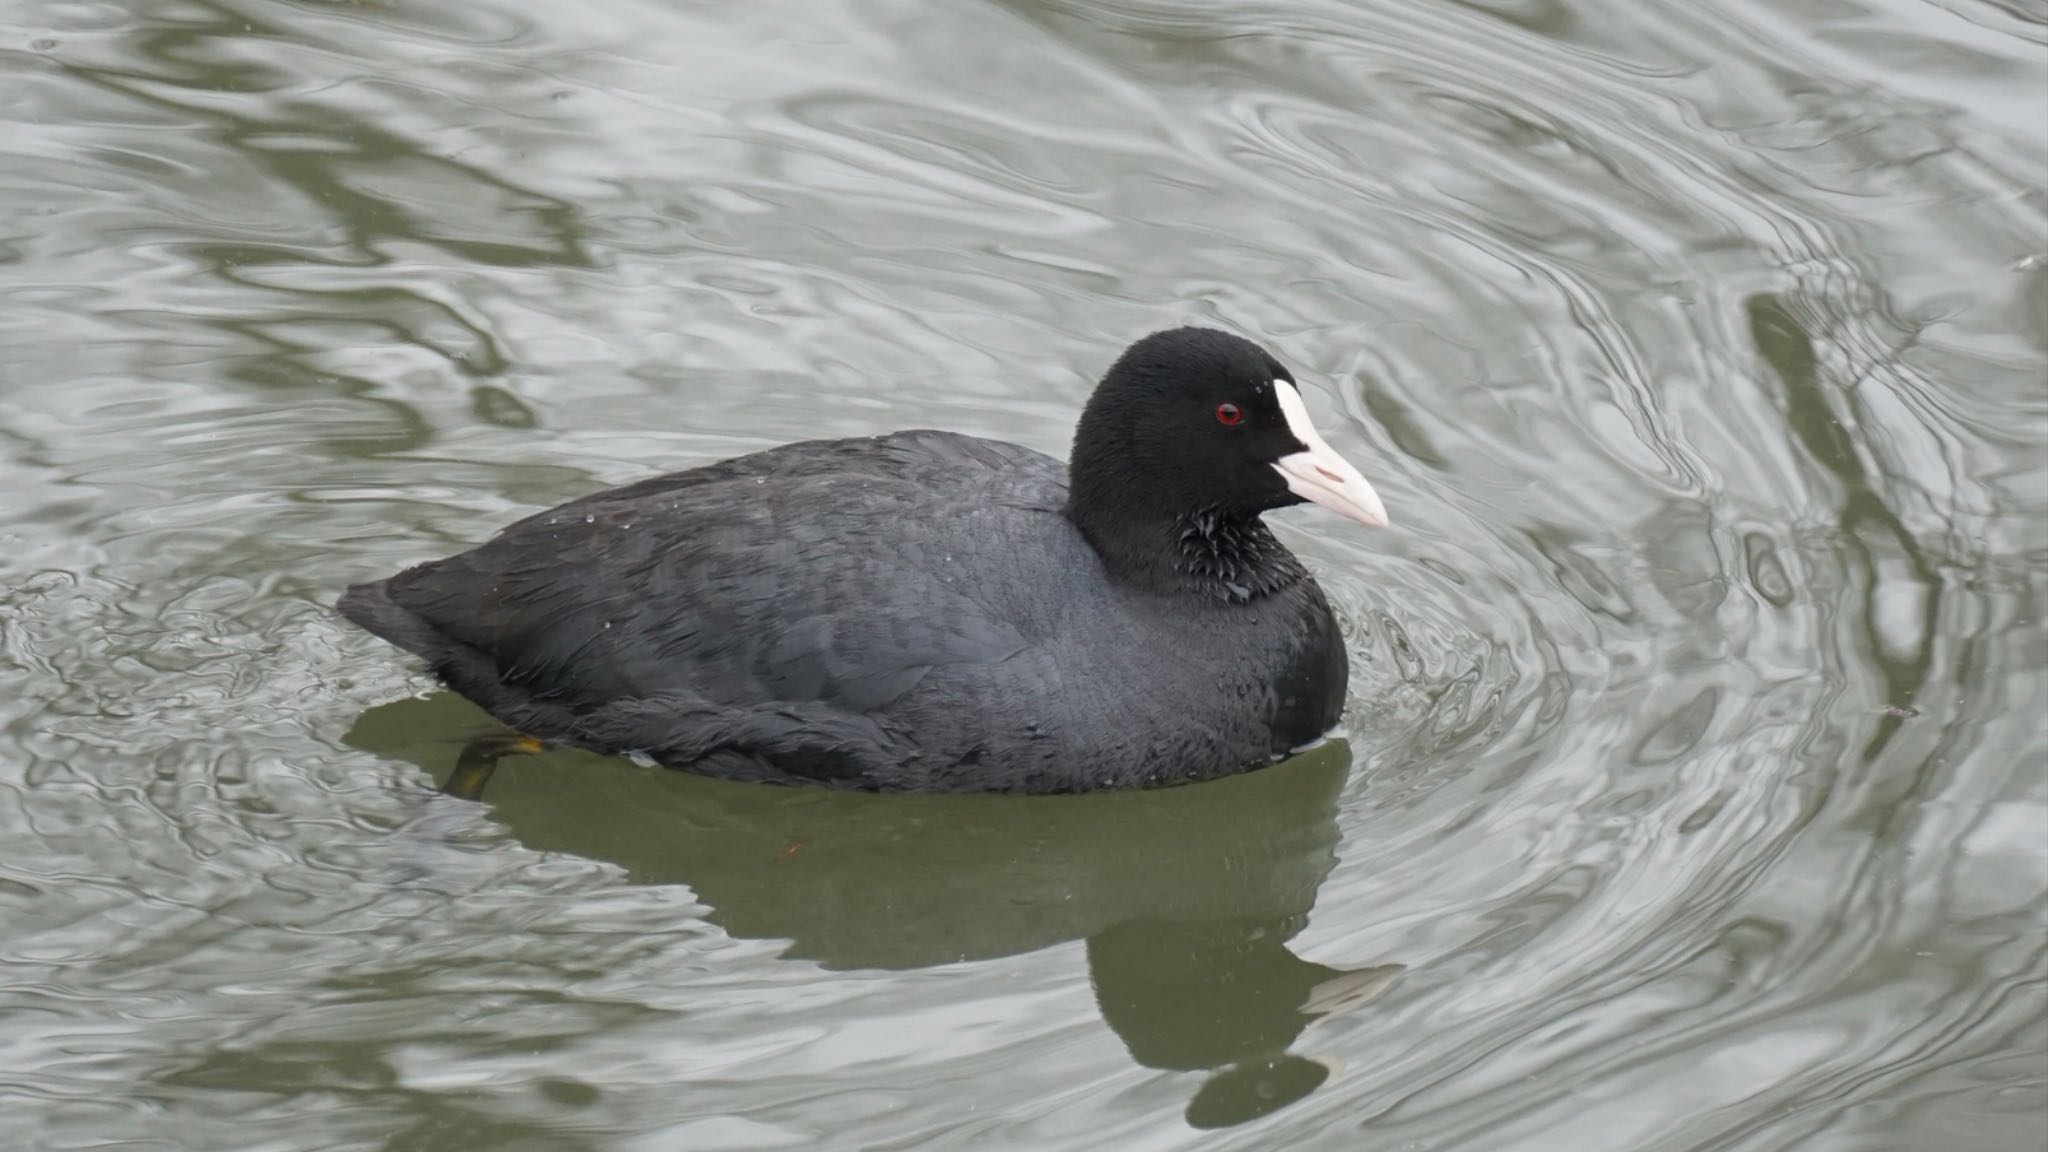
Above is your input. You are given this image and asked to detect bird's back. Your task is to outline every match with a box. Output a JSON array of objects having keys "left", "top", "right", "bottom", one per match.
[{"left": 341, "top": 431, "right": 1108, "bottom": 787}]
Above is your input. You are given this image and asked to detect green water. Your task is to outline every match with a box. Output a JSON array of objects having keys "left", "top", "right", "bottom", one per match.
[{"left": 1, "top": 1, "right": 2043, "bottom": 1149}]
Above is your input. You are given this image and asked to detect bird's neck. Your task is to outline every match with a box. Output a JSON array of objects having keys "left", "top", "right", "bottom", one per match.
[{"left": 1067, "top": 500, "right": 1307, "bottom": 603}]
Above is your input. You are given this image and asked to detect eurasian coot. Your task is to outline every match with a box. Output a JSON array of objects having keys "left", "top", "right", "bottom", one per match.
[{"left": 339, "top": 327, "right": 1389, "bottom": 793}]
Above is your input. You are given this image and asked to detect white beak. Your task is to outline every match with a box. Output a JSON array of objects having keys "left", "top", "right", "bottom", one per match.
[{"left": 1271, "top": 380, "right": 1390, "bottom": 528}]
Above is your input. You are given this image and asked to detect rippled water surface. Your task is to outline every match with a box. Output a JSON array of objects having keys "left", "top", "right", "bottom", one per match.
[{"left": 3, "top": 0, "right": 2045, "bottom": 1148}]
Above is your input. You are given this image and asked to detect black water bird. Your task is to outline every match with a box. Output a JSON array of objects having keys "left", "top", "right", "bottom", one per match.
[{"left": 338, "top": 327, "right": 1390, "bottom": 793}]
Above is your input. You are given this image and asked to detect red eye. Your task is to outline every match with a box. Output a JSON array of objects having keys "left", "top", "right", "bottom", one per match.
[{"left": 1215, "top": 403, "right": 1243, "bottom": 426}]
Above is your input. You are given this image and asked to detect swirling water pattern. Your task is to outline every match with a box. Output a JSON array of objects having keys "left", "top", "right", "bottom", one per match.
[{"left": 0, "top": 0, "right": 2042, "bottom": 1148}]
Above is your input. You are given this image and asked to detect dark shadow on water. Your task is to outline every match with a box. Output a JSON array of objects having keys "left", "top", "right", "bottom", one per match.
[
  {"left": 1748, "top": 292, "right": 1937, "bottom": 764},
  {"left": 344, "top": 693, "right": 1402, "bottom": 1130}
]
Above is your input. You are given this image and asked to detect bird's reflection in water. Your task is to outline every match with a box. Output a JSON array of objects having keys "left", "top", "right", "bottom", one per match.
[{"left": 344, "top": 693, "right": 1402, "bottom": 1129}]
